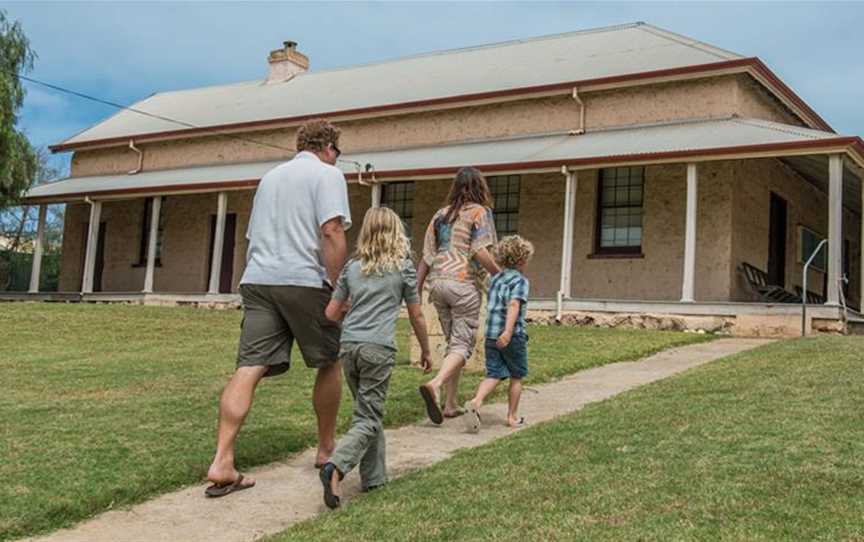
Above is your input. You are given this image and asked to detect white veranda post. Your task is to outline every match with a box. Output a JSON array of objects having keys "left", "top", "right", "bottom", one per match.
[
  {"left": 681, "top": 163, "right": 698, "bottom": 303},
  {"left": 143, "top": 196, "right": 162, "bottom": 293},
  {"left": 28, "top": 204, "right": 47, "bottom": 293},
  {"left": 827, "top": 154, "right": 843, "bottom": 306},
  {"left": 559, "top": 169, "right": 577, "bottom": 298},
  {"left": 208, "top": 192, "right": 228, "bottom": 295},
  {"left": 81, "top": 200, "right": 102, "bottom": 294},
  {"left": 371, "top": 183, "right": 382, "bottom": 208}
]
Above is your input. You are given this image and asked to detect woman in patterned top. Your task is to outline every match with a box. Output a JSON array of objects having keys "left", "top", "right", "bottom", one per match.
[{"left": 416, "top": 167, "right": 500, "bottom": 424}]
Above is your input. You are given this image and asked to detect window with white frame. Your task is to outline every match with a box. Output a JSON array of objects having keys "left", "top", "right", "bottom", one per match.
[
  {"left": 381, "top": 181, "right": 415, "bottom": 236},
  {"left": 488, "top": 174, "right": 521, "bottom": 236},
  {"left": 596, "top": 167, "right": 643, "bottom": 253}
]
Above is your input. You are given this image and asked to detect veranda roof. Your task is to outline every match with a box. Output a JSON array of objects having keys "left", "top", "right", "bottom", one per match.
[{"left": 26, "top": 117, "right": 864, "bottom": 204}]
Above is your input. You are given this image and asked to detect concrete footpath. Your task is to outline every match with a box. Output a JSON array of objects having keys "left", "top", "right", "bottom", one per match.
[{"left": 29, "top": 338, "right": 772, "bottom": 542}]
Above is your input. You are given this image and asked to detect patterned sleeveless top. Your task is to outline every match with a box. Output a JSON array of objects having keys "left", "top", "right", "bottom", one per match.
[{"left": 421, "top": 203, "right": 497, "bottom": 286}]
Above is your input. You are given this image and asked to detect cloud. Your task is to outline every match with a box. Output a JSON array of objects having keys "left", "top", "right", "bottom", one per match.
[{"left": 5, "top": 0, "right": 864, "bottom": 150}]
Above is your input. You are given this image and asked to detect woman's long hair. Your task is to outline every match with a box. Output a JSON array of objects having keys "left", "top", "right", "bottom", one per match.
[
  {"left": 443, "top": 167, "right": 493, "bottom": 223},
  {"left": 355, "top": 207, "right": 410, "bottom": 276}
]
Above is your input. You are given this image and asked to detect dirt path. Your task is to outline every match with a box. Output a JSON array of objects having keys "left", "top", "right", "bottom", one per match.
[{"left": 28, "top": 338, "right": 772, "bottom": 542}]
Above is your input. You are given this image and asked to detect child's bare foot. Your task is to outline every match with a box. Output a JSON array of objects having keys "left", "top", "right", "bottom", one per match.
[{"left": 507, "top": 416, "right": 526, "bottom": 428}]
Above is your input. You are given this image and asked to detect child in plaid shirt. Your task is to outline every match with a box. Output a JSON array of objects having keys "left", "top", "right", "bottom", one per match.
[{"left": 464, "top": 235, "right": 534, "bottom": 433}]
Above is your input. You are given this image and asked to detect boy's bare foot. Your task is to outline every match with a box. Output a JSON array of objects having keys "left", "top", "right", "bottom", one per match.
[{"left": 507, "top": 416, "right": 526, "bottom": 428}]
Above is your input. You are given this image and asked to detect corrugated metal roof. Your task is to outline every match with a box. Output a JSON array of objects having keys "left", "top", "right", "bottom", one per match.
[
  {"left": 29, "top": 117, "right": 850, "bottom": 202},
  {"left": 59, "top": 23, "right": 743, "bottom": 146}
]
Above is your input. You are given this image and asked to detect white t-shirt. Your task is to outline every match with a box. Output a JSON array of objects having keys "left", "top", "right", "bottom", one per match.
[{"left": 240, "top": 151, "right": 352, "bottom": 287}]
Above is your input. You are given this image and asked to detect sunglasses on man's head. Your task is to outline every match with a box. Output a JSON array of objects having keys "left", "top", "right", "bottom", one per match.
[{"left": 331, "top": 143, "right": 341, "bottom": 158}]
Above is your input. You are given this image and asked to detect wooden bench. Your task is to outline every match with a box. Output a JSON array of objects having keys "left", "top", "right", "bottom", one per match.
[
  {"left": 738, "top": 262, "right": 800, "bottom": 303},
  {"left": 794, "top": 286, "right": 825, "bottom": 305}
]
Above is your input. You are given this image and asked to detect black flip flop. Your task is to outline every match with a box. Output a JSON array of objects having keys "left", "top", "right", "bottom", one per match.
[
  {"left": 204, "top": 474, "right": 255, "bottom": 498},
  {"left": 418, "top": 385, "right": 443, "bottom": 425},
  {"left": 443, "top": 408, "right": 466, "bottom": 419},
  {"left": 320, "top": 462, "right": 342, "bottom": 510}
]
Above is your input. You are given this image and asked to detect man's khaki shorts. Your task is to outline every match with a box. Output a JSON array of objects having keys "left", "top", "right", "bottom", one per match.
[
  {"left": 429, "top": 279, "right": 482, "bottom": 361},
  {"left": 237, "top": 283, "right": 340, "bottom": 377}
]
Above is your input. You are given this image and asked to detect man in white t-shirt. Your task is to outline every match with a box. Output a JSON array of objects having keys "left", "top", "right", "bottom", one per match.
[{"left": 206, "top": 120, "right": 351, "bottom": 497}]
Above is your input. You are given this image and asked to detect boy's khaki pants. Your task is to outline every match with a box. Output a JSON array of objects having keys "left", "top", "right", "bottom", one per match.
[{"left": 330, "top": 342, "right": 395, "bottom": 489}]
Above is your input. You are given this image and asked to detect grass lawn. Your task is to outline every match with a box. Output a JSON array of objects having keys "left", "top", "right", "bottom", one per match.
[
  {"left": 273, "top": 336, "right": 864, "bottom": 542},
  {"left": 1, "top": 303, "right": 710, "bottom": 541}
]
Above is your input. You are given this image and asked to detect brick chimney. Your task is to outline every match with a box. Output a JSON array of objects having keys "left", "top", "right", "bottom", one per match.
[{"left": 266, "top": 41, "right": 309, "bottom": 83}]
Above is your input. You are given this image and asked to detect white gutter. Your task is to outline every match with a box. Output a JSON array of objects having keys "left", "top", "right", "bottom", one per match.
[
  {"left": 128, "top": 139, "right": 143, "bottom": 175},
  {"left": 570, "top": 88, "right": 586, "bottom": 135},
  {"left": 556, "top": 165, "right": 577, "bottom": 321}
]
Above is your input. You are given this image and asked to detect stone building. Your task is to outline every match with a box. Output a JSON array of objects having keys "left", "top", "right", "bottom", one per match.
[{"left": 18, "top": 23, "right": 864, "bottom": 334}]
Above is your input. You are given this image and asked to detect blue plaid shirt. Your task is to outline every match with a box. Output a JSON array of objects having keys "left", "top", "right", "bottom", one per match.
[{"left": 485, "top": 268, "right": 530, "bottom": 339}]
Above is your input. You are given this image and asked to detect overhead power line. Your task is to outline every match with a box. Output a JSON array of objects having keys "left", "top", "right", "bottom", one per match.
[{"left": 10, "top": 70, "right": 369, "bottom": 171}]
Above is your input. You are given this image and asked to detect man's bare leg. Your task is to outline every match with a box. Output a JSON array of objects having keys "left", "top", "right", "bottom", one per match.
[
  {"left": 442, "top": 367, "right": 463, "bottom": 416},
  {"left": 313, "top": 361, "right": 342, "bottom": 465},
  {"left": 207, "top": 365, "right": 269, "bottom": 485}
]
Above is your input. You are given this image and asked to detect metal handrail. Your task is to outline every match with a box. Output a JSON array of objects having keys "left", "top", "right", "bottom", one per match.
[{"left": 801, "top": 239, "right": 828, "bottom": 337}]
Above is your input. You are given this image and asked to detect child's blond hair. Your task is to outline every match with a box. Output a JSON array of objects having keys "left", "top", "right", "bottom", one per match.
[
  {"left": 355, "top": 207, "right": 410, "bottom": 276},
  {"left": 495, "top": 235, "right": 534, "bottom": 269}
]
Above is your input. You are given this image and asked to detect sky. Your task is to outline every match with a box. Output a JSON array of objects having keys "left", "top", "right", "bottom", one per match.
[{"left": 9, "top": 1, "right": 864, "bottom": 177}]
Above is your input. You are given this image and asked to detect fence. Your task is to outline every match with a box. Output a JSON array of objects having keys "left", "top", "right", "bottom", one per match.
[{"left": 0, "top": 250, "right": 61, "bottom": 292}]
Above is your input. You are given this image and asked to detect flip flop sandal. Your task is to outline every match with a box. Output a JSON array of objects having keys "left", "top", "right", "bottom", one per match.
[
  {"left": 418, "top": 385, "right": 443, "bottom": 425},
  {"left": 204, "top": 474, "right": 255, "bottom": 498},
  {"left": 443, "top": 408, "right": 466, "bottom": 418},
  {"left": 510, "top": 417, "right": 526, "bottom": 428},
  {"left": 463, "top": 401, "right": 481, "bottom": 434},
  {"left": 320, "top": 462, "right": 342, "bottom": 510}
]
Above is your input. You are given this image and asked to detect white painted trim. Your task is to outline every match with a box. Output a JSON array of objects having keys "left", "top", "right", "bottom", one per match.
[
  {"left": 81, "top": 200, "right": 102, "bottom": 294},
  {"left": 371, "top": 183, "right": 382, "bottom": 208},
  {"left": 530, "top": 298, "right": 846, "bottom": 318},
  {"left": 208, "top": 192, "right": 228, "bottom": 294},
  {"left": 28, "top": 205, "right": 47, "bottom": 293},
  {"left": 143, "top": 196, "right": 162, "bottom": 293},
  {"left": 559, "top": 168, "right": 577, "bottom": 298},
  {"left": 827, "top": 154, "right": 843, "bottom": 305},
  {"left": 681, "top": 163, "right": 698, "bottom": 302}
]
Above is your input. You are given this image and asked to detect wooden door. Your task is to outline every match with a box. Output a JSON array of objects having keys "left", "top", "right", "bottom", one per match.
[{"left": 767, "top": 193, "right": 787, "bottom": 287}]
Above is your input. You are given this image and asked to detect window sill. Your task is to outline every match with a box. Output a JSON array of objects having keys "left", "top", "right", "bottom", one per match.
[
  {"left": 587, "top": 252, "right": 644, "bottom": 260},
  {"left": 132, "top": 261, "right": 163, "bottom": 268}
]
